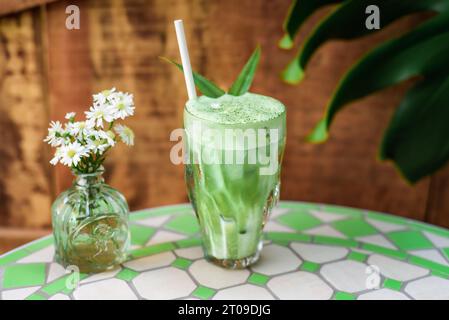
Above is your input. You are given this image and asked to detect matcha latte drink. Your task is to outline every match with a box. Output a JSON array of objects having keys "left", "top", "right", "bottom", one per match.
[
  {"left": 172, "top": 20, "right": 285, "bottom": 268},
  {"left": 184, "top": 93, "right": 286, "bottom": 268}
]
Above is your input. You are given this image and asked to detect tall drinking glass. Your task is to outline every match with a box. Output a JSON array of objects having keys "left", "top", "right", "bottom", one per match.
[{"left": 184, "top": 93, "right": 286, "bottom": 268}]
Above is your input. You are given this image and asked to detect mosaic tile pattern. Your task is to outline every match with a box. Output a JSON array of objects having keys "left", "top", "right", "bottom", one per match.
[{"left": 1, "top": 201, "right": 449, "bottom": 300}]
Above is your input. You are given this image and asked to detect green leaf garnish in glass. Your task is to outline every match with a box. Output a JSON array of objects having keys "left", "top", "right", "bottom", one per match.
[
  {"left": 161, "top": 45, "right": 261, "bottom": 98},
  {"left": 228, "top": 46, "right": 261, "bottom": 96},
  {"left": 160, "top": 57, "right": 225, "bottom": 98}
]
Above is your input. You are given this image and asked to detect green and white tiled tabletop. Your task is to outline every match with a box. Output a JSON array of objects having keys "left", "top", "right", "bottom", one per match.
[{"left": 1, "top": 201, "right": 449, "bottom": 300}]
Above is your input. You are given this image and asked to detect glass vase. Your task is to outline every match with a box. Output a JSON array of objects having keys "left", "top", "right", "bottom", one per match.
[{"left": 51, "top": 168, "right": 130, "bottom": 273}]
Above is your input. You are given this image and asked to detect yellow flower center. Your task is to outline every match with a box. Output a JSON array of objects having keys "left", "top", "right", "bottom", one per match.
[
  {"left": 94, "top": 110, "right": 104, "bottom": 117},
  {"left": 67, "top": 150, "right": 76, "bottom": 158}
]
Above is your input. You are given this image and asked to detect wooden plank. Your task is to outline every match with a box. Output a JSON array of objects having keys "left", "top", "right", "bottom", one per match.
[
  {"left": 45, "top": 0, "right": 189, "bottom": 209},
  {"left": 426, "top": 166, "right": 449, "bottom": 228},
  {"left": 45, "top": 0, "right": 94, "bottom": 194},
  {"left": 0, "top": 8, "right": 53, "bottom": 228},
  {"left": 0, "top": 0, "right": 59, "bottom": 16}
]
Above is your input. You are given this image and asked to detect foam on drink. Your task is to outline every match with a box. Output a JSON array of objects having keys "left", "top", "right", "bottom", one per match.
[{"left": 186, "top": 93, "right": 285, "bottom": 124}]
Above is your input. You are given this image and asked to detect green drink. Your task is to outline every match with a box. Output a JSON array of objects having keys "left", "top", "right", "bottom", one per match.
[{"left": 184, "top": 93, "right": 286, "bottom": 268}]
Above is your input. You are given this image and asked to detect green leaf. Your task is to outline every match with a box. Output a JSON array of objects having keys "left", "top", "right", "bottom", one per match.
[
  {"left": 306, "top": 119, "right": 328, "bottom": 142},
  {"left": 279, "top": 0, "right": 342, "bottom": 49},
  {"left": 281, "top": 54, "right": 304, "bottom": 84},
  {"left": 307, "top": 12, "right": 449, "bottom": 142},
  {"left": 278, "top": 34, "right": 294, "bottom": 50},
  {"left": 160, "top": 57, "right": 225, "bottom": 98},
  {"left": 283, "top": 0, "right": 449, "bottom": 83},
  {"left": 228, "top": 46, "right": 261, "bottom": 96},
  {"left": 380, "top": 75, "right": 449, "bottom": 182}
]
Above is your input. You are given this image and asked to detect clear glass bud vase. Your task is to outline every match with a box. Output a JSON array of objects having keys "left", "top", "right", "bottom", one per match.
[{"left": 51, "top": 168, "right": 130, "bottom": 273}]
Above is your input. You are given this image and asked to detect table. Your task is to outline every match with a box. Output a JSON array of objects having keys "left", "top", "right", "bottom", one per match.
[{"left": 1, "top": 201, "right": 449, "bottom": 300}]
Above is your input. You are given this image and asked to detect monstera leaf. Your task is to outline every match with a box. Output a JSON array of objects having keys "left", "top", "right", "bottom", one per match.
[{"left": 280, "top": 0, "right": 449, "bottom": 182}]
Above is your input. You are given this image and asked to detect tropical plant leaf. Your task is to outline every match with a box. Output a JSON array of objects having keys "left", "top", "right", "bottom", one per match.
[
  {"left": 160, "top": 57, "right": 225, "bottom": 98},
  {"left": 228, "top": 46, "right": 261, "bottom": 96},
  {"left": 282, "top": 0, "right": 449, "bottom": 83},
  {"left": 380, "top": 75, "right": 449, "bottom": 182},
  {"left": 279, "top": 0, "right": 342, "bottom": 49},
  {"left": 307, "top": 12, "right": 449, "bottom": 143}
]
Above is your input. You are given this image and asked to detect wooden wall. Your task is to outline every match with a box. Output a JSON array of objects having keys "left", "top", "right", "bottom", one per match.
[{"left": 0, "top": 0, "right": 448, "bottom": 253}]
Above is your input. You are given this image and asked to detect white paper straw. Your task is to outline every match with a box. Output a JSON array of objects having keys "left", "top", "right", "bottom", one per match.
[{"left": 174, "top": 20, "right": 197, "bottom": 100}]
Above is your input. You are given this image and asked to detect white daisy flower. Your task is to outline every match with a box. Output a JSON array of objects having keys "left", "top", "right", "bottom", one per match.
[
  {"left": 86, "top": 129, "right": 115, "bottom": 154},
  {"left": 87, "top": 139, "right": 110, "bottom": 154},
  {"left": 65, "top": 112, "right": 76, "bottom": 121},
  {"left": 49, "top": 147, "right": 63, "bottom": 165},
  {"left": 60, "top": 142, "right": 89, "bottom": 167},
  {"left": 46, "top": 88, "right": 136, "bottom": 171},
  {"left": 93, "top": 87, "right": 116, "bottom": 104},
  {"left": 90, "top": 129, "right": 115, "bottom": 146},
  {"left": 85, "top": 104, "right": 115, "bottom": 128},
  {"left": 110, "top": 92, "right": 135, "bottom": 120},
  {"left": 67, "top": 121, "right": 94, "bottom": 138},
  {"left": 104, "top": 130, "right": 116, "bottom": 145},
  {"left": 44, "top": 121, "right": 65, "bottom": 147},
  {"left": 114, "top": 124, "right": 134, "bottom": 146}
]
